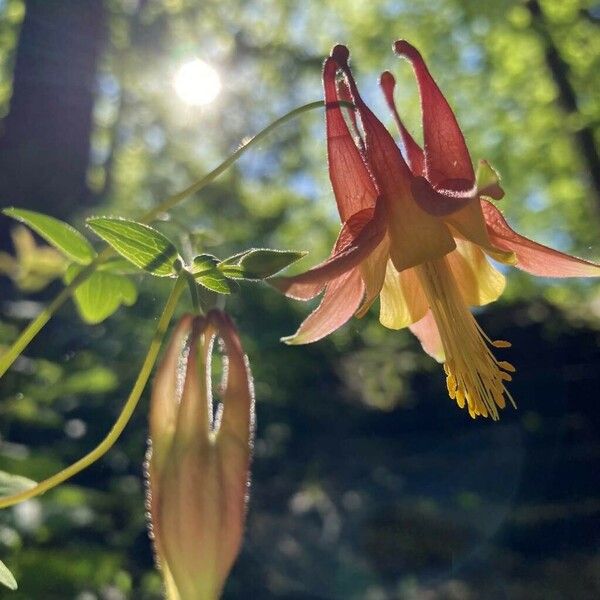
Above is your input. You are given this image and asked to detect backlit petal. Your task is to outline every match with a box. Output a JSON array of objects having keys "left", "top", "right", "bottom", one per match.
[
  {"left": 409, "top": 309, "right": 445, "bottom": 362},
  {"left": 332, "top": 45, "right": 456, "bottom": 272},
  {"left": 411, "top": 176, "right": 473, "bottom": 216},
  {"left": 336, "top": 77, "right": 361, "bottom": 142},
  {"left": 446, "top": 200, "right": 516, "bottom": 264},
  {"left": 481, "top": 200, "right": 600, "bottom": 277},
  {"left": 176, "top": 318, "right": 214, "bottom": 440},
  {"left": 446, "top": 240, "right": 505, "bottom": 306},
  {"left": 356, "top": 236, "right": 389, "bottom": 318},
  {"left": 379, "top": 262, "right": 428, "bottom": 329},
  {"left": 379, "top": 70, "right": 425, "bottom": 176},
  {"left": 378, "top": 81, "right": 475, "bottom": 219},
  {"left": 323, "top": 57, "right": 377, "bottom": 221},
  {"left": 282, "top": 267, "right": 364, "bottom": 345},
  {"left": 150, "top": 314, "right": 195, "bottom": 470},
  {"left": 394, "top": 40, "right": 475, "bottom": 189},
  {"left": 386, "top": 203, "right": 455, "bottom": 272},
  {"left": 271, "top": 206, "right": 385, "bottom": 300}
]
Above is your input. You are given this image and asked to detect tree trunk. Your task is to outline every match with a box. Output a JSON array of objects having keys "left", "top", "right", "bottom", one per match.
[{"left": 0, "top": 0, "right": 106, "bottom": 255}]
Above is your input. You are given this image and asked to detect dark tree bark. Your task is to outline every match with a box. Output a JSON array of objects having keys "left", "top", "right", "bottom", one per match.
[
  {"left": 526, "top": 0, "right": 600, "bottom": 217},
  {"left": 0, "top": 0, "right": 106, "bottom": 253}
]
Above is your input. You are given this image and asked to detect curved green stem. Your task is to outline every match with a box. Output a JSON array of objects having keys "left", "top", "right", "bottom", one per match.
[
  {"left": 0, "top": 276, "right": 186, "bottom": 509},
  {"left": 185, "top": 271, "right": 203, "bottom": 315},
  {"left": 140, "top": 100, "right": 328, "bottom": 222},
  {"left": 0, "top": 100, "right": 331, "bottom": 379},
  {"left": 0, "top": 247, "right": 113, "bottom": 379}
]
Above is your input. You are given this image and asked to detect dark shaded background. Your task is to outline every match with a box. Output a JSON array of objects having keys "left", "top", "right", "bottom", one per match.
[{"left": 0, "top": 1, "right": 599, "bottom": 598}]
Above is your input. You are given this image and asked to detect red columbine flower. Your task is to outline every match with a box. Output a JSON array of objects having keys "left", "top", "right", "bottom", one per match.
[
  {"left": 273, "top": 41, "right": 600, "bottom": 420},
  {"left": 148, "top": 311, "right": 254, "bottom": 599}
]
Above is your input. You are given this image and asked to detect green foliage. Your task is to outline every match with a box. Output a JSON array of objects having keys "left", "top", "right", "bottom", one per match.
[
  {"left": 2, "top": 208, "right": 96, "bottom": 265},
  {"left": 191, "top": 254, "right": 232, "bottom": 294},
  {"left": 190, "top": 248, "right": 307, "bottom": 293},
  {"left": 220, "top": 248, "right": 308, "bottom": 279},
  {"left": 0, "top": 559, "right": 17, "bottom": 591},
  {"left": 87, "top": 217, "right": 181, "bottom": 277},
  {"left": 64, "top": 265, "right": 138, "bottom": 324},
  {"left": 0, "top": 226, "right": 67, "bottom": 292}
]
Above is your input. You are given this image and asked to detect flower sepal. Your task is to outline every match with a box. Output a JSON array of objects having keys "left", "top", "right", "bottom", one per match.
[{"left": 475, "top": 159, "right": 504, "bottom": 200}]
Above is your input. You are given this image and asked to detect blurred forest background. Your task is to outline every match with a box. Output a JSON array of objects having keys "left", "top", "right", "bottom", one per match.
[{"left": 0, "top": 0, "right": 599, "bottom": 598}]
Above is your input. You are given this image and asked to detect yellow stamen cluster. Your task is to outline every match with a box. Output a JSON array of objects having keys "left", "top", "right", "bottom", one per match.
[{"left": 416, "top": 258, "right": 516, "bottom": 419}]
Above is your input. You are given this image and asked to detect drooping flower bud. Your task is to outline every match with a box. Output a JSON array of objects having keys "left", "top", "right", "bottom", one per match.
[{"left": 148, "top": 310, "right": 255, "bottom": 600}]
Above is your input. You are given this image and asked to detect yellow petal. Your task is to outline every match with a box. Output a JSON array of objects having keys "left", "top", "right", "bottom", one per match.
[
  {"left": 356, "top": 236, "right": 389, "bottom": 318},
  {"left": 386, "top": 193, "right": 456, "bottom": 271},
  {"left": 445, "top": 200, "right": 515, "bottom": 265},
  {"left": 379, "top": 261, "right": 428, "bottom": 329},
  {"left": 446, "top": 240, "right": 506, "bottom": 306}
]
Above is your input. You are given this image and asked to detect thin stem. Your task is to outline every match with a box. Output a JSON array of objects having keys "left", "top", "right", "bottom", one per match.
[
  {"left": 0, "top": 100, "right": 331, "bottom": 378},
  {"left": 140, "top": 100, "right": 329, "bottom": 223},
  {"left": 0, "top": 247, "right": 113, "bottom": 379},
  {"left": 185, "top": 272, "right": 203, "bottom": 315},
  {"left": 0, "top": 276, "right": 186, "bottom": 509}
]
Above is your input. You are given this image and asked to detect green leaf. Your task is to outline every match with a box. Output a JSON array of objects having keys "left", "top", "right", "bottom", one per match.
[
  {"left": 65, "top": 266, "right": 138, "bottom": 324},
  {"left": 196, "top": 272, "right": 231, "bottom": 294},
  {"left": 219, "top": 248, "right": 307, "bottom": 279},
  {"left": 219, "top": 264, "right": 245, "bottom": 279},
  {"left": 0, "top": 560, "right": 17, "bottom": 591},
  {"left": 190, "top": 253, "right": 220, "bottom": 274},
  {"left": 217, "top": 249, "right": 252, "bottom": 267},
  {"left": 0, "top": 470, "right": 36, "bottom": 497},
  {"left": 97, "top": 257, "right": 141, "bottom": 275},
  {"left": 86, "top": 217, "right": 181, "bottom": 277},
  {"left": 2, "top": 208, "right": 96, "bottom": 265},
  {"left": 191, "top": 255, "right": 231, "bottom": 294}
]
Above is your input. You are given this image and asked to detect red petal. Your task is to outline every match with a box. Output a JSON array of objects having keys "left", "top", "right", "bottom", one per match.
[
  {"left": 379, "top": 70, "right": 425, "bottom": 177},
  {"left": 380, "top": 71, "right": 477, "bottom": 218},
  {"left": 282, "top": 267, "right": 364, "bottom": 345},
  {"left": 481, "top": 200, "right": 600, "bottom": 277},
  {"left": 331, "top": 45, "right": 413, "bottom": 198},
  {"left": 409, "top": 310, "right": 445, "bottom": 362},
  {"left": 323, "top": 57, "right": 377, "bottom": 222},
  {"left": 394, "top": 40, "right": 475, "bottom": 189},
  {"left": 336, "top": 77, "right": 362, "bottom": 148},
  {"left": 332, "top": 45, "right": 456, "bottom": 271},
  {"left": 411, "top": 176, "right": 474, "bottom": 216},
  {"left": 270, "top": 206, "right": 385, "bottom": 300}
]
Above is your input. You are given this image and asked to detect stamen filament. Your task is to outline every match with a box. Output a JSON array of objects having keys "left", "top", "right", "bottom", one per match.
[{"left": 415, "top": 257, "right": 516, "bottom": 419}]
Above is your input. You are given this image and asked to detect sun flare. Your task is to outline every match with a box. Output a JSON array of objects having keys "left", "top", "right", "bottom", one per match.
[{"left": 173, "top": 59, "right": 221, "bottom": 106}]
